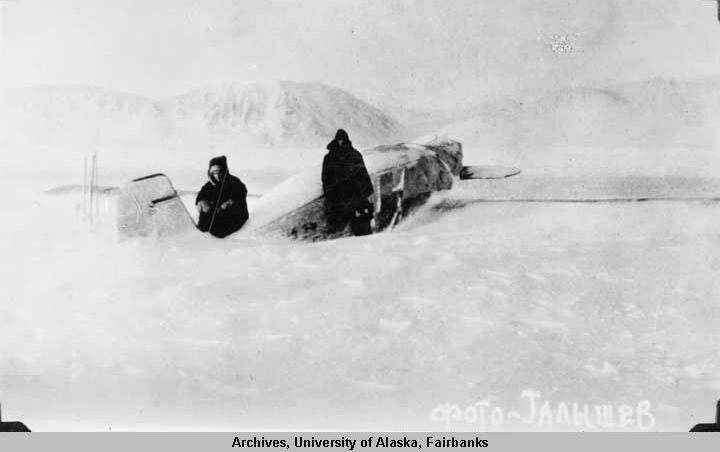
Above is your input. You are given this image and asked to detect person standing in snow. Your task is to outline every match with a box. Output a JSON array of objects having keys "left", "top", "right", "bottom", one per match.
[
  {"left": 321, "top": 129, "right": 374, "bottom": 236},
  {"left": 196, "top": 155, "right": 249, "bottom": 238}
]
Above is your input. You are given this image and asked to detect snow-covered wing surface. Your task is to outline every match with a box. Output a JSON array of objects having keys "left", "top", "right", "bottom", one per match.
[
  {"left": 117, "top": 174, "right": 196, "bottom": 239},
  {"left": 242, "top": 164, "right": 324, "bottom": 233},
  {"left": 244, "top": 138, "right": 460, "bottom": 239}
]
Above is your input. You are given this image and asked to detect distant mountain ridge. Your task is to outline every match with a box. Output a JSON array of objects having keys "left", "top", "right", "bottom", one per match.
[
  {"left": 0, "top": 81, "right": 402, "bottom": 151},
  {"left": 164, "top": 81, "right": 400, "bottom": 147},
  {"left": 443, "top": 76, "right": 720, "bottom": 151},
  {"left": 4, "top": 76, "right": 720, "bottom": 170}
]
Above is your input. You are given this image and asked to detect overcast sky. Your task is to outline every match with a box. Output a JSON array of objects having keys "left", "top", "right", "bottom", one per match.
[{"left": 1, "top": 0, "right": 719, "bottom": 108}]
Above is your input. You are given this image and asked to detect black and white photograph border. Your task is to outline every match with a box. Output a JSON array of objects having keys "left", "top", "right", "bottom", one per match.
[{"left": 2, "top": 0, "right": 720, "bottom": 432}]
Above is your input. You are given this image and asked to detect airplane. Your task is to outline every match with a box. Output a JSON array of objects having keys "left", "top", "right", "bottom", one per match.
[{"left": 116, "top": 135, "right": 520, "bottom": 241}]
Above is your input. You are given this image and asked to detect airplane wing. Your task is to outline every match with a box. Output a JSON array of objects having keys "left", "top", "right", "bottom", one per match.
[
  {"left": 455, "top": 174, "right": 720, "bottom": 203},
  {"left": 460, "top": 165, "right": 521, "bottom": 180}
]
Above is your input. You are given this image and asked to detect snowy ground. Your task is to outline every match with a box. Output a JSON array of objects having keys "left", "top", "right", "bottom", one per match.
[{"left": 1, "top": 150, "right": 720, "bottom": 431}]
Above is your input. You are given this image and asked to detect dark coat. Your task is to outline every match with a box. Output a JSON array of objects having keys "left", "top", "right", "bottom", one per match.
[
  {"left": 196, "top": 157, "right": 249, "bottom": 238},
  {"left": 322, "top": 136, "right": 374, "bottom": 208},
  {"left": 321, "top": 131, "right": 374, "bottom": 235}
]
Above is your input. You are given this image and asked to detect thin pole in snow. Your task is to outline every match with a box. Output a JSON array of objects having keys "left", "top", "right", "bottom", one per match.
[
  {"left": 89, "top": 153, "right": 96, "bottom": 225},
  {"left": 96, "top": 154, "right": 100, "bottom": 217},
  {"left": 208, "top": 171, "right": 228, "bottom": 235},
  {"left": 82, "top": 155, "right": 88, "bottom": 221},
  {"left": 92, "top": 152, "right": 99, "bottom": 220}
]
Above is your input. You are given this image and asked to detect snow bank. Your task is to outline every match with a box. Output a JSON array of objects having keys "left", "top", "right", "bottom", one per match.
[{"left": 2, "top": 172, "right": 720, "bottom": 431}]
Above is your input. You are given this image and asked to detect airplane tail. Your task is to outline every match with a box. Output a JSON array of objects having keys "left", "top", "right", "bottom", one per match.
[{"left": 117, "top": 174, "right": 197, "bottom": 240}]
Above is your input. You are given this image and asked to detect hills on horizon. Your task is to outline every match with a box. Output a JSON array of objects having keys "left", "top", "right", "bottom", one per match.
[
  {"left": 2, "top": 76, "right": 720, "bottom": 169},
  {"left": 0, "top": 80, "right": 402, "bottom": 154},
  {"left": 445, "top": 76, "right": 720, "bottom": 150}
]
